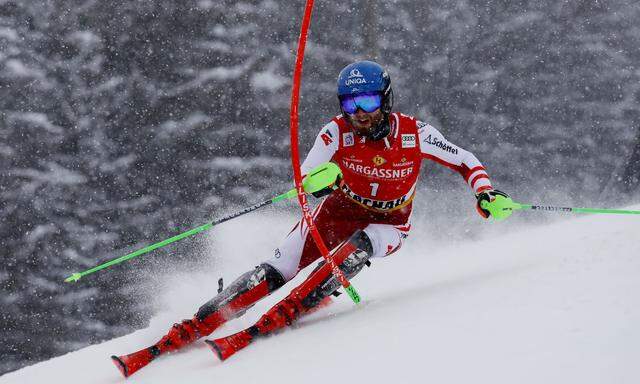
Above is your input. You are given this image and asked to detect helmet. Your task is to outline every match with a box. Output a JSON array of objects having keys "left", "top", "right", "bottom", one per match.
[{"left": 337, "top": 60, "right": 394, "bottom": 140}]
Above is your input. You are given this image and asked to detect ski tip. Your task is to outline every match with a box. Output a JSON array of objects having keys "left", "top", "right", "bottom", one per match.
[
  {"left": 111, "top": 355, "right": 129, "bottom": 378},
  {"left": 204, "top": 339, "right": 224, "bottom": 361}
]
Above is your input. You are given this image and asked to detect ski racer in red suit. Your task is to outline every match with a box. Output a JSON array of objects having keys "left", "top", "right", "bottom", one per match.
[{"left": 112, "top": 60, "right": 512, "bottom": 376}]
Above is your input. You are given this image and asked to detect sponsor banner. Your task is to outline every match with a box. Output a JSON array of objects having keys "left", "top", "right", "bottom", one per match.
[
  {"left": 345, "top": 68, "right": 367, "bottom": 86},
  {"left": 341, "top": 183, "right": 415, "bottom": 211},
  {"left": 343, "top": 132, "right": 354, "bottom": 147},
  {"left": 320, "top": 129, "right": 333, "bottom": 146},
  {"left": 372, "top": 155, "right": 386, "bottom": 166},
  {"left": 401, "top": 134, "right": 416, "bottom": 148},
  {"left": 341, "top": 159, "right": 413, "bottom": 179},
  {"left": 423, "top": 134, "right": 458, "bottom": 155}
]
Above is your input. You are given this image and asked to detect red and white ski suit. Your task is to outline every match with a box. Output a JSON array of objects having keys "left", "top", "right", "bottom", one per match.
[{"left": 266, "top": 113, "right": 493, "bottom": 280}]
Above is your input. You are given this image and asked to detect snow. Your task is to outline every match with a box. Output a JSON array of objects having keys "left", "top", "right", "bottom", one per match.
[
  {"left": 68, "top": 31, "right": 101, "bottom": 51},
  {"left": 8, "top": 112, "right": 63, "bottom": 134},
  {"left": 496, "top": 12, "right": 544, "bottom": 32},
  {"left": 1, "top": 208, "right": 639, "bottom": 384},
  {"left": 3, "top": 59, "right": 45, "bottom": 79},
  {"left": 197, "top": 65, "right": 248, "bottom": 82},
  {"left": 251, "top": 70, "right": 288, "bottom": 92},
  {"left": 165, "top": 60, "right": 256, "bottom": 96},
  {"left": 157, "top": 112, "right": 211, "bottom": 138},
  {"left": 0, "top": 27, "right": 18, "bottom": 41},
  {"left": 12, "top": 162, "right": 87, "bottom": 195},
  {"left": 205, "top": 156, "right": 288, "bottom": 171}
]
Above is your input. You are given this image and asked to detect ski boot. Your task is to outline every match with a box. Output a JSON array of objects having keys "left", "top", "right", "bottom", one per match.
[
  {"left": 112, "top": 263, "right": 285, "bottom": 377},
  {"left": 206, "top": 230, "right": 373, "bottom": 361}
]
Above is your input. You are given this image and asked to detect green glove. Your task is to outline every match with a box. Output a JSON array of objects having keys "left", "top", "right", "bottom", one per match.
[
  {"left": 476, "top": 189, "right": 515, "bottom": 221},
  {"left": 302, "top": 162, "right": 343, "bottom": 198}
]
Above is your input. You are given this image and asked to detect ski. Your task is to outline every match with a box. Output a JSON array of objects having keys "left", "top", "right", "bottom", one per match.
[
  {"left": 205, "top": 294, "right": 334, "bottom": 361},
  {"left": 205, "top": 284, "right": 338, "bottom": 361},
  {"left": 206, "top": 326, "right": 260, "bottom": 361},
  {"left": 111, "top": 347, "right": 159, "bottom": 378},
  {"left": 111, "top": 296, "right": 333, "bottom": 377}
]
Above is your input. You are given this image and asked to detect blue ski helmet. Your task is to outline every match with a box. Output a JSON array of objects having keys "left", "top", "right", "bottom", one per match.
[{"left": 337, "top": 60, "right": 393, "bottom": 140}]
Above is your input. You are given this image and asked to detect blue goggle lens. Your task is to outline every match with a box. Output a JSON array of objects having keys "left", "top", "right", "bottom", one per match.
[{"left": 340, "top": 92, "right": 382, "bottom": 114}]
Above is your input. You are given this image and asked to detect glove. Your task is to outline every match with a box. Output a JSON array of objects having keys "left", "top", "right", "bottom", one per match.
[
  {"left": 475, "top": 189, "right": 513, "bottom": 220},
  {"left": 302, "top": 162, "right": 343, "bottom": 199},
  {"left": 310, "top": 174, "right": 342, "bottom": 198}
]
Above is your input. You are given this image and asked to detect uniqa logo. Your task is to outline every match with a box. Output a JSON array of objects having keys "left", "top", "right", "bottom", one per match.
[
  {"left": 346, "top": 78, "right": 367, "bottom": 86},
  {"left": 348, "top": 68, "right": 364, "bottom": 78}
]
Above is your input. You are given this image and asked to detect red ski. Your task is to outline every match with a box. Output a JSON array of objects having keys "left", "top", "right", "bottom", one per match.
[
  {"left": 114, "top": 229, "right": 368, "bottom": 375},
  {"left": 111, "top": 315, "right": 226, "bottom": 378},
  {"left": 110, "top": 278, "right": 273, "bottom": 378},
  {"left": 206, "top": 294, "right": 334, "bottom": 361},
  {"left": 111, "top": 347, "right": 158, "bottom": 378},
  {"left": 111, "top": 296, "right": 333, "bottom": 377}
]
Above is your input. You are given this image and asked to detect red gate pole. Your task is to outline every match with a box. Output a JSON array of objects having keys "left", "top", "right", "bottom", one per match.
[{"left": 289, "top": 0, "right": 360, "bottom": 303}]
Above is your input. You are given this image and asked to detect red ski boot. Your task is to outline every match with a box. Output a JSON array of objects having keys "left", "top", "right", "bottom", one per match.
[
  {"left": 204, "top": 295, "right": 332, "bottom": 361},
  {"left": 112, "top": 263, "right": 286, "bottom": 377},
  {"left": 206, "top": 230, "right": 373, "bottom": 361},
  {"left": 111, "top": 317, "right": 215, "bottom": 377}
]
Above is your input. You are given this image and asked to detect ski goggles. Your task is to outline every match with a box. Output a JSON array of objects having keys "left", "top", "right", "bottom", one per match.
[{"left": 339, "top": 92, "right": 383, "bottom": 114}]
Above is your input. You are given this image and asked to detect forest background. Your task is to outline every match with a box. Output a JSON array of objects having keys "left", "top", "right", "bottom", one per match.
[{"left": 1, "top": 0, "right": 640, "bottom": 374}]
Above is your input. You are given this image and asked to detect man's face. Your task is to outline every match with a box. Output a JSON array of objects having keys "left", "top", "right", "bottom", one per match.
[{"left": 347, "top": 108, "right": 384, "bottom": 137}]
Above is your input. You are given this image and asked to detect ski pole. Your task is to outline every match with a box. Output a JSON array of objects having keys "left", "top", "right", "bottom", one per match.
[
  {"left": 513, "top": 204, "right": 640, "bottom": 215},
  {"left": 64, "top": 162, "right": 342, "bottom": 283},
  {"left": 64, "top": 194, "right": 288, "bottom": 283},
  {"left": 480, "top": 197, "right": 640, "bottom": 220}
]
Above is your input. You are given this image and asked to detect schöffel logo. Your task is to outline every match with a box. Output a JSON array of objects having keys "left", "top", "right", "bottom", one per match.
[{"left": 424, "top": 134, "right": 458, "bottom": 155}]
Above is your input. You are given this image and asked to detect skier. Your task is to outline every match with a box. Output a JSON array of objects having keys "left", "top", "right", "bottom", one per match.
[{"left": 112, "top": 60, "right": 511, "bottom": 377}]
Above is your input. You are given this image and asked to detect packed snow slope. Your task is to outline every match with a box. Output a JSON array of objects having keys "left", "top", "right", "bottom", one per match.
[{"left": 2, "top": 207, "right": 639, "bottom": 384}]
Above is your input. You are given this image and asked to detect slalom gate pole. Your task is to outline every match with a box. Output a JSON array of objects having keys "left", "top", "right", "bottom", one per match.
[
  {"left": 64, "top": 189, "right": 298, "bottom": 283},
  {"left": 289, "top": 0, "right": 360, "bottom": 304}
]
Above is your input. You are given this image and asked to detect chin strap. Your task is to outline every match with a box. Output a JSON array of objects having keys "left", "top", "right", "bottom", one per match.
[
  {"left": 352, "top": 113, "right": 391, "bottom": 141},
  {"left": 368, "top": 116, "right": 391, "bottom": 141}
]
